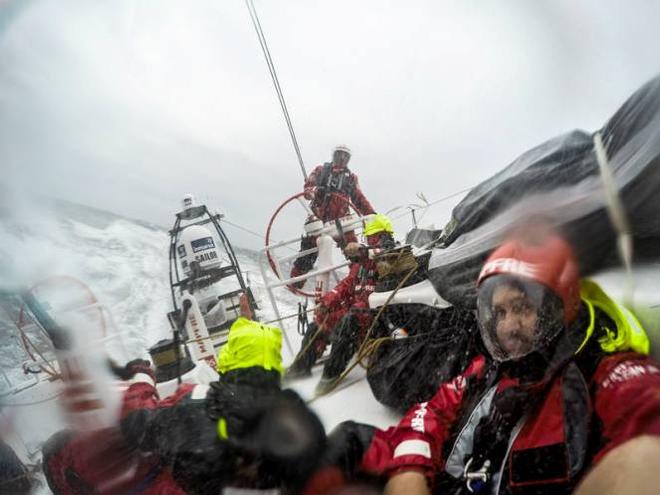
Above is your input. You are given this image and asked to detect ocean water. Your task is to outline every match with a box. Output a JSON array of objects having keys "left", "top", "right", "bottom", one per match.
[{"left": 0, "top": 198, "right": 401, "bottom": 493}]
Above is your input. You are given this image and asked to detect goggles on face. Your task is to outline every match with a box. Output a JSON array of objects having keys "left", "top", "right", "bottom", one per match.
[{"left": 333, "top": 151, "right": 350, "bottom": 163}]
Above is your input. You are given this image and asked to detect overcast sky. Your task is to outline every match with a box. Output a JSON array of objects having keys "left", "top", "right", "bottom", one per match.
[{"left": 1, "top": 0, "right": 658, "bottom": 249}]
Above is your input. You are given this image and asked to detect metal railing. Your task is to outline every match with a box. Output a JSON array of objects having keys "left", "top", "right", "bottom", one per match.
[{"left": 258, "top": 214, "right": 373, "bottom": 355}]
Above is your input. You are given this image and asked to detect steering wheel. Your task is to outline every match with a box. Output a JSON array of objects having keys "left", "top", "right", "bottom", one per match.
[{"left": 264, "top": 190, "right": 364, "bottom": 297}]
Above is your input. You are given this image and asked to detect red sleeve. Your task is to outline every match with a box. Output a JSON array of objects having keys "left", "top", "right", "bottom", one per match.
[
  {"left": 305, "top": 165, "right": 323, "bottom": 191},
  {"left": 350, "top": 175, "right": 375, "bottom": 215},
  {"left": 120, "top": 371, "right": 196, "bottom": 419},
  {"left": 119, "top": 377, "right": 199, "bottom": 452},
  {"left": 321, "top": 263, "right": 360, "bottom": 308},
  {"left": 362, "top": 356, "right": 486, "bottom": 481},
  {"left": 591, "top": 353, "right": 660, "bottom": 464}
]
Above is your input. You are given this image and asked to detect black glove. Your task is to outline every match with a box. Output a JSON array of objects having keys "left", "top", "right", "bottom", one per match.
[
  {"left": 207, "top": 381, "right": 327, "bottom": 489},
  {"left": 207, "top": 381, "right": 324, "bottom": 448},
  {"left": 244, "top": 389, "right": 327, "bottom": 490},
  {"left": 107, "top": 358, "right": 152, "bottom": 381},
  {"left": 206, "top": 380, "right": 276, "bottom": 441}
]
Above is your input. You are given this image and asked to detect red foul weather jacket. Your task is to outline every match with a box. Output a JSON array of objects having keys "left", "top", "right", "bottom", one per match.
[
  {"left": 305, "top": 163, "right": 375, "bottom": 222},
  {"left": 316, "top": 258, "right": 378, "bottom": 332},
  {"left": 42, "top": 372, "right": 196, "bottom": 495},
  {"left": 361, "top": 352, "right": 660, "bottom": 494}
]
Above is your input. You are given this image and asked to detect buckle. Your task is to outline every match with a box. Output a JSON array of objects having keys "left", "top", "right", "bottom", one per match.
[{"left": 463, "top": 457, "right": 491, "bottom": 493}]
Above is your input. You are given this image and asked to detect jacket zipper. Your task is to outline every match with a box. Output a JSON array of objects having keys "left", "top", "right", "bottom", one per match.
[{"left": 494, "top": 416, "right": 526, "bottom": 495}]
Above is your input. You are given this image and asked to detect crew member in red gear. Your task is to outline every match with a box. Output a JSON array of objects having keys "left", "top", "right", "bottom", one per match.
[
  {"left": 43, "top": 298, "right": 325, "bottom": 495},
  {"left": 290, "top": 145, "right": 376, "bottom": 288},
  {"left": 41, "top": 358, "right": 188, "bottom": 495},
  {"left": 354, "top": 231, "right": 660, "bottom": 495},
  {"left": 287, "top": 215, "right": 395, "bottom": 392}
]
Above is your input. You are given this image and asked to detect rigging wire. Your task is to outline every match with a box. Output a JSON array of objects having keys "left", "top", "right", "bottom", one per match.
[
  {"left": 245, "top": 0, "right": 308, "bottom": 181},
  {"left": 222, "top": 218, "right": 264, "bottom": 240},
  {"left": 223, "top": 217, "right": 298, "bottom": 253},
  {"left": 222, "top": 183, "right": 473, "bottom": 245},
  {"left": 389, "top": 185, "right": 474, "bottom": 223}
]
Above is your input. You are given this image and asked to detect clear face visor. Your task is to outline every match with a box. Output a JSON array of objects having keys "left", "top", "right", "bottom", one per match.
[
  {"left": 476, "top": 275, "right": 564, "bottom": 362},
  {"left": 333, "top": 150, "right": 350, "bottom": 166}
]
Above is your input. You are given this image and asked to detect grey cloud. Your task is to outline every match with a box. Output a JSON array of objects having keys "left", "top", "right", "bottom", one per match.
[{"left": 1, "top": 0, "right": 658, "bottom": 249}]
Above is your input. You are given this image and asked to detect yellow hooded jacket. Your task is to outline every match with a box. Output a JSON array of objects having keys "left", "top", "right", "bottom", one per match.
[
  {"left": 216, "top": 317, "right": 284, "bottom": 375},
  {"left": 578, "top": 279, "right": 650, "bottom": 355}
]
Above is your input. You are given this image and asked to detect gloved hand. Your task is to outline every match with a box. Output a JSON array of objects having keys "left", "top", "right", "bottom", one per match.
[
  {"left": 208, "top": 386, "right": 327, "bottom": 490},
  {"left": 343, "top": 242, "right": 367, "bottom": 261},
  {"left": 241, "top": 389, "right": 326, "bottom": 490},
  {"left": 206, "top": 380, "right": 276, "bottom": 442},
  {"left": 107, "top": 358, "right": 152, "bottom": 381},
  {"left": 304, "top": 187, "right": 316, "bottom": 200},
  {"left": 314, "top": 304, "right": 330, "bottom": 324}
]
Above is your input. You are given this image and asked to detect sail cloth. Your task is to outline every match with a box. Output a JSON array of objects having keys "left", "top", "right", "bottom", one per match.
[{"left": 429, "top": 75, "right": 660, "bottom": 308}]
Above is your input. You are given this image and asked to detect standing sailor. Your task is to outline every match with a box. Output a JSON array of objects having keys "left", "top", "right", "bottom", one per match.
[{"left": 290, "top": 145, "right": 376, "bottom": 288}]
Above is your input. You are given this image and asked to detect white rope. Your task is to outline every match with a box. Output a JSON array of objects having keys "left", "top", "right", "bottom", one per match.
[{"left": 594, "top": 132, "right": 635, "bottom": 306}]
